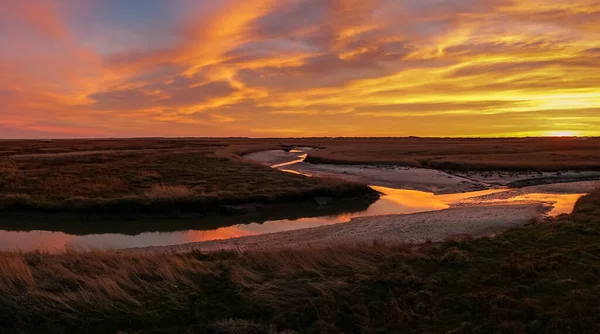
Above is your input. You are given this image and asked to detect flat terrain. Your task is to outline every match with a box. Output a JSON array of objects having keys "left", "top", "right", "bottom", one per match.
[
  {"left": 295, "top": 137, "right": 600, "bottom": 171},
  {"left": 2, "top": 190, "right": 600, "bottom": 332},
  {"left": 246, "top": 149, "right": 489, "bottom": 193},
  {"left": 148, "top": 204, "right": 544, "bottom": 252},
  {"left": 0, "top": 139, "right": 373, "bottom": 215},
  {"left": 246, "top": 148, "right": 600, "bottom": 193},
  {"left": 2, "top": 138, "right": 600, "bottom": 332},
  {"left": 141, "top": 181, "right": 596, "bottom": 253}
]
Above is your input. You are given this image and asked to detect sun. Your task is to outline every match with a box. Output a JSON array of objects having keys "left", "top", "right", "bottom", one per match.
[{"left": 544, "top": 131, "right": 581, "bottom": 137}]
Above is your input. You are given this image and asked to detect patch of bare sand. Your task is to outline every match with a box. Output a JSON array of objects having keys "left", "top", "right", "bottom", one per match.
[
  {"left": 245, "top": 150, "right": 600, "bottom": 194},
  {"left": 244, "top": 149, "right": 489, "bottom": 194},
  {"left": 286, "top": 163, "right": 490, "bottom": 194},
  {"left": 134, "top": 204, "right": 543, "bottom": 253},
  {"left": 159, "top": 150, "right": 590, "bottom": 254}
]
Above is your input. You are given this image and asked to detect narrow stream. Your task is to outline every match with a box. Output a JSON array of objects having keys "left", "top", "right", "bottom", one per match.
[{"left": 0, "top": 149, "right": 588, "bottom": 252}]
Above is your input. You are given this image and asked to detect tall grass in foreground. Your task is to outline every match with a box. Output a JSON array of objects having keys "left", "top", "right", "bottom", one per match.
[{"left": 1, "top": 191, "right": 600, "bottom": 333}]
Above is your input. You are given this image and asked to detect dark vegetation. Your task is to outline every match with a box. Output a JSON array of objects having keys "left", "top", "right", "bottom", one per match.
[
  {"left": 1, "top": 190, "right": 600, "bottom": 333},
  {"left": 0, "top": 196, "right": 375, "bottom": 235},
  {"left": 300, "top": 137, "right": 600, "bottom": 171},
  {"left": 0, "top": 139, "right": 374, "bottom": 215}
]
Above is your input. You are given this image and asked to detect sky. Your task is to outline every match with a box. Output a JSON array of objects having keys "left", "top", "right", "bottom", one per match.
[{"left": 1, "top": 0, "right": 599, "bottom": 138}]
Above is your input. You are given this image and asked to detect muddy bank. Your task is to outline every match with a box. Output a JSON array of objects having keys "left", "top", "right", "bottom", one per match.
[
  {"left": 450, "top": 170, "right": 600, "bottom": 188},
  {"left": 134, "top": 203, "right": 544, "bottom": 253},
  {"left": 128, "top": 150, "right": 588, "bottom": 253},
  {"left": 243, "top": 149, "right": 306, "bottom": 167},
  {"left": 245, "top": 149, "right": 600, "bottom": 194},
  {"left": 452, "top": 181, "right": 595, "bottom": 209},
  {"left": 245, "top": 150, "right": 489, "bottom": 194},
  {"left": 0, "top": 195, "right": 378, "bottom": 236}
]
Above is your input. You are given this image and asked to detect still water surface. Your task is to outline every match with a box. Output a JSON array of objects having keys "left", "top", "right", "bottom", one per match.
[{"left": 0, "top": 187, "right": 584, "bottom": 252}]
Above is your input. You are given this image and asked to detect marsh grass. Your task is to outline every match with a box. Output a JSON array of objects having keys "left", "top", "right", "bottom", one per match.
[
  {"left": 0, "top": 148, "right": 374, "bottom": 214},
  {"left": 1, "top": 192, "right": 600, "bottom": 332},
  {"left": 302, "top": 137, "right": 600, "bottom": 171},
  {"left": 145, "top": 184, "right": 197, "bottom": 199}
]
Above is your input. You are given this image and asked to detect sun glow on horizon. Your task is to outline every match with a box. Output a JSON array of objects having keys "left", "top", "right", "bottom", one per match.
[{"left": 544, "top": 131, "right": 583, "bottom": 138}]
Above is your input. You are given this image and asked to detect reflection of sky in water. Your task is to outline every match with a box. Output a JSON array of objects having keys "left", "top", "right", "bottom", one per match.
[
  {"left": 271, "top": 154, "right": 308, "bottom": 168},
  {"left": 486, "top": 193, "right": 586, "bottom": 216},
  {"left": 0, "top": 187, "right": 586, "bottom": 252}
]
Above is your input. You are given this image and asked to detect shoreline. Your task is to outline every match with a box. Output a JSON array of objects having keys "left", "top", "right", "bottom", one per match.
[
  {"left": 244, "top": 149, "right": 600, "bottom": 195},
  {"left": 129, "top": 203, "right": 546, "bottom": 253},
  {"left": 124, "top": 150, "right": 598, "bottom": 254},
  {"left": 0, "top": 194, "right": 379, "bottom": 236},
  {"left": 129, "top": 181, "right": 595, "bottom": 254},
  {"left": 2, "top": 146, "right": 597, "bottom": 253}
]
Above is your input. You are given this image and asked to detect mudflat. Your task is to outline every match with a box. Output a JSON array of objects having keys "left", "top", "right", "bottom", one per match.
[
  {"left": 136, "top": 203, "right": 544, "bottom": 252},
  {"left": 245, "top": 149, "right": 600, "bottom": 194}
]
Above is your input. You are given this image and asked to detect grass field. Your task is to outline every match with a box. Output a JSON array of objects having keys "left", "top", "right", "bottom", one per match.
[
  {"left": 298, "top": 137, "right": 600, "bottom": 171},
  {"left": 3, "top": 137, "right": 600, "bottom": 216},
  {"left": 0, "top": 139, "right": 374, "bottom": 215},
  {"left": 1, "top": 190, "right": 599, "bottom": 332}
]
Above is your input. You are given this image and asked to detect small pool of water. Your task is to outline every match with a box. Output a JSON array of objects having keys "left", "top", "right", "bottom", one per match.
[{"left": 0, "top": 187, "right": 585, "bottom": 252}]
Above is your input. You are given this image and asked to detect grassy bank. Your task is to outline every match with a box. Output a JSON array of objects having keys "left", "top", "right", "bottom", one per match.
[
  {"left": 0, "top": 195, "right": 376, "bottom": 235},
  {"left": 2, "top": 191, "right": 600, "bottom": 333},
  {"left": 0, "top": 144, "right": 374, "bottom": 215}
]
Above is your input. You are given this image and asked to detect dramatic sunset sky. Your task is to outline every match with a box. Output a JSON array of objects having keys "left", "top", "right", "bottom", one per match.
[{"left": 1, "top": 0, "right": 599, "bottom": 138}]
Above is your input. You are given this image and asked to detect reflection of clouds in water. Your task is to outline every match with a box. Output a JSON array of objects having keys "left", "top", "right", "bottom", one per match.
[
  {"left": 507, "top": 194, "right": 585, "bottom": 216},
  {"left": 370, "top": 187, "right": 447, "bottom": 213},
  {"left": 444, "top": 190, "right": 586, "bottom": 216},
  {"left": 370, "top": 187, "right": 511, "bottom": 214},
  {"left": 0, "top": 188, "right": 587, "bottom": 252}
]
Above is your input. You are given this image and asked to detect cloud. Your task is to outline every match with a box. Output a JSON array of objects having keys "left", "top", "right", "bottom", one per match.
[
  {"left": 89, "top": 79, "right": 238, "bottom": 111},
  {"left": 1, "top": 0, "right": 599, "bottom": 137},
  {"left": 354, "top": 101, "right": 525, "bottom": 116},
  {"left": 0, "top": 0, "right": 71, "bottom": 40}
]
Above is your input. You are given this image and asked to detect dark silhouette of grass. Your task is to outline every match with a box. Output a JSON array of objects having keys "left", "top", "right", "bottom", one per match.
[
  {"left": 1, "top": 191, "right": 600, "bottom": 333},
  {"left": 0, "top": 195, "right": 377, "bottom": 235}
]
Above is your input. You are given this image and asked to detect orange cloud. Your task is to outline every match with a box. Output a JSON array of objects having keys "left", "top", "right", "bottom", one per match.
[
  {"left": 1, "top": 0, "right": 599, "bottom": 138},
  {"left": 0, "top": 0, "right": 70, "bottom": 40}
]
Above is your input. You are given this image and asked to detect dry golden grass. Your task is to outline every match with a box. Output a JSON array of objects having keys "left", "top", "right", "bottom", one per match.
[{"left": 2, "top": 191, "right": 600, "bottom": 332}]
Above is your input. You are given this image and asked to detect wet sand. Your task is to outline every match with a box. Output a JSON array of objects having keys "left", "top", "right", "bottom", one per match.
[
  {"left": 135, "top": 204, "right": 544, "bottom": 253},
  {"left": 450, "top": 170, "right": 600, "bottom": 187},
  {"left": 245, "top": 150, "right": 600, "bottom": 194},
  {"left": 129, "top": 150, "right": 596, "bottom": 253},
  {"left": 244, "top": 150, "right": 305, "bottom": 167},
  {"left": 244, "top": 150, "right": 488, "bottom": 194}
]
